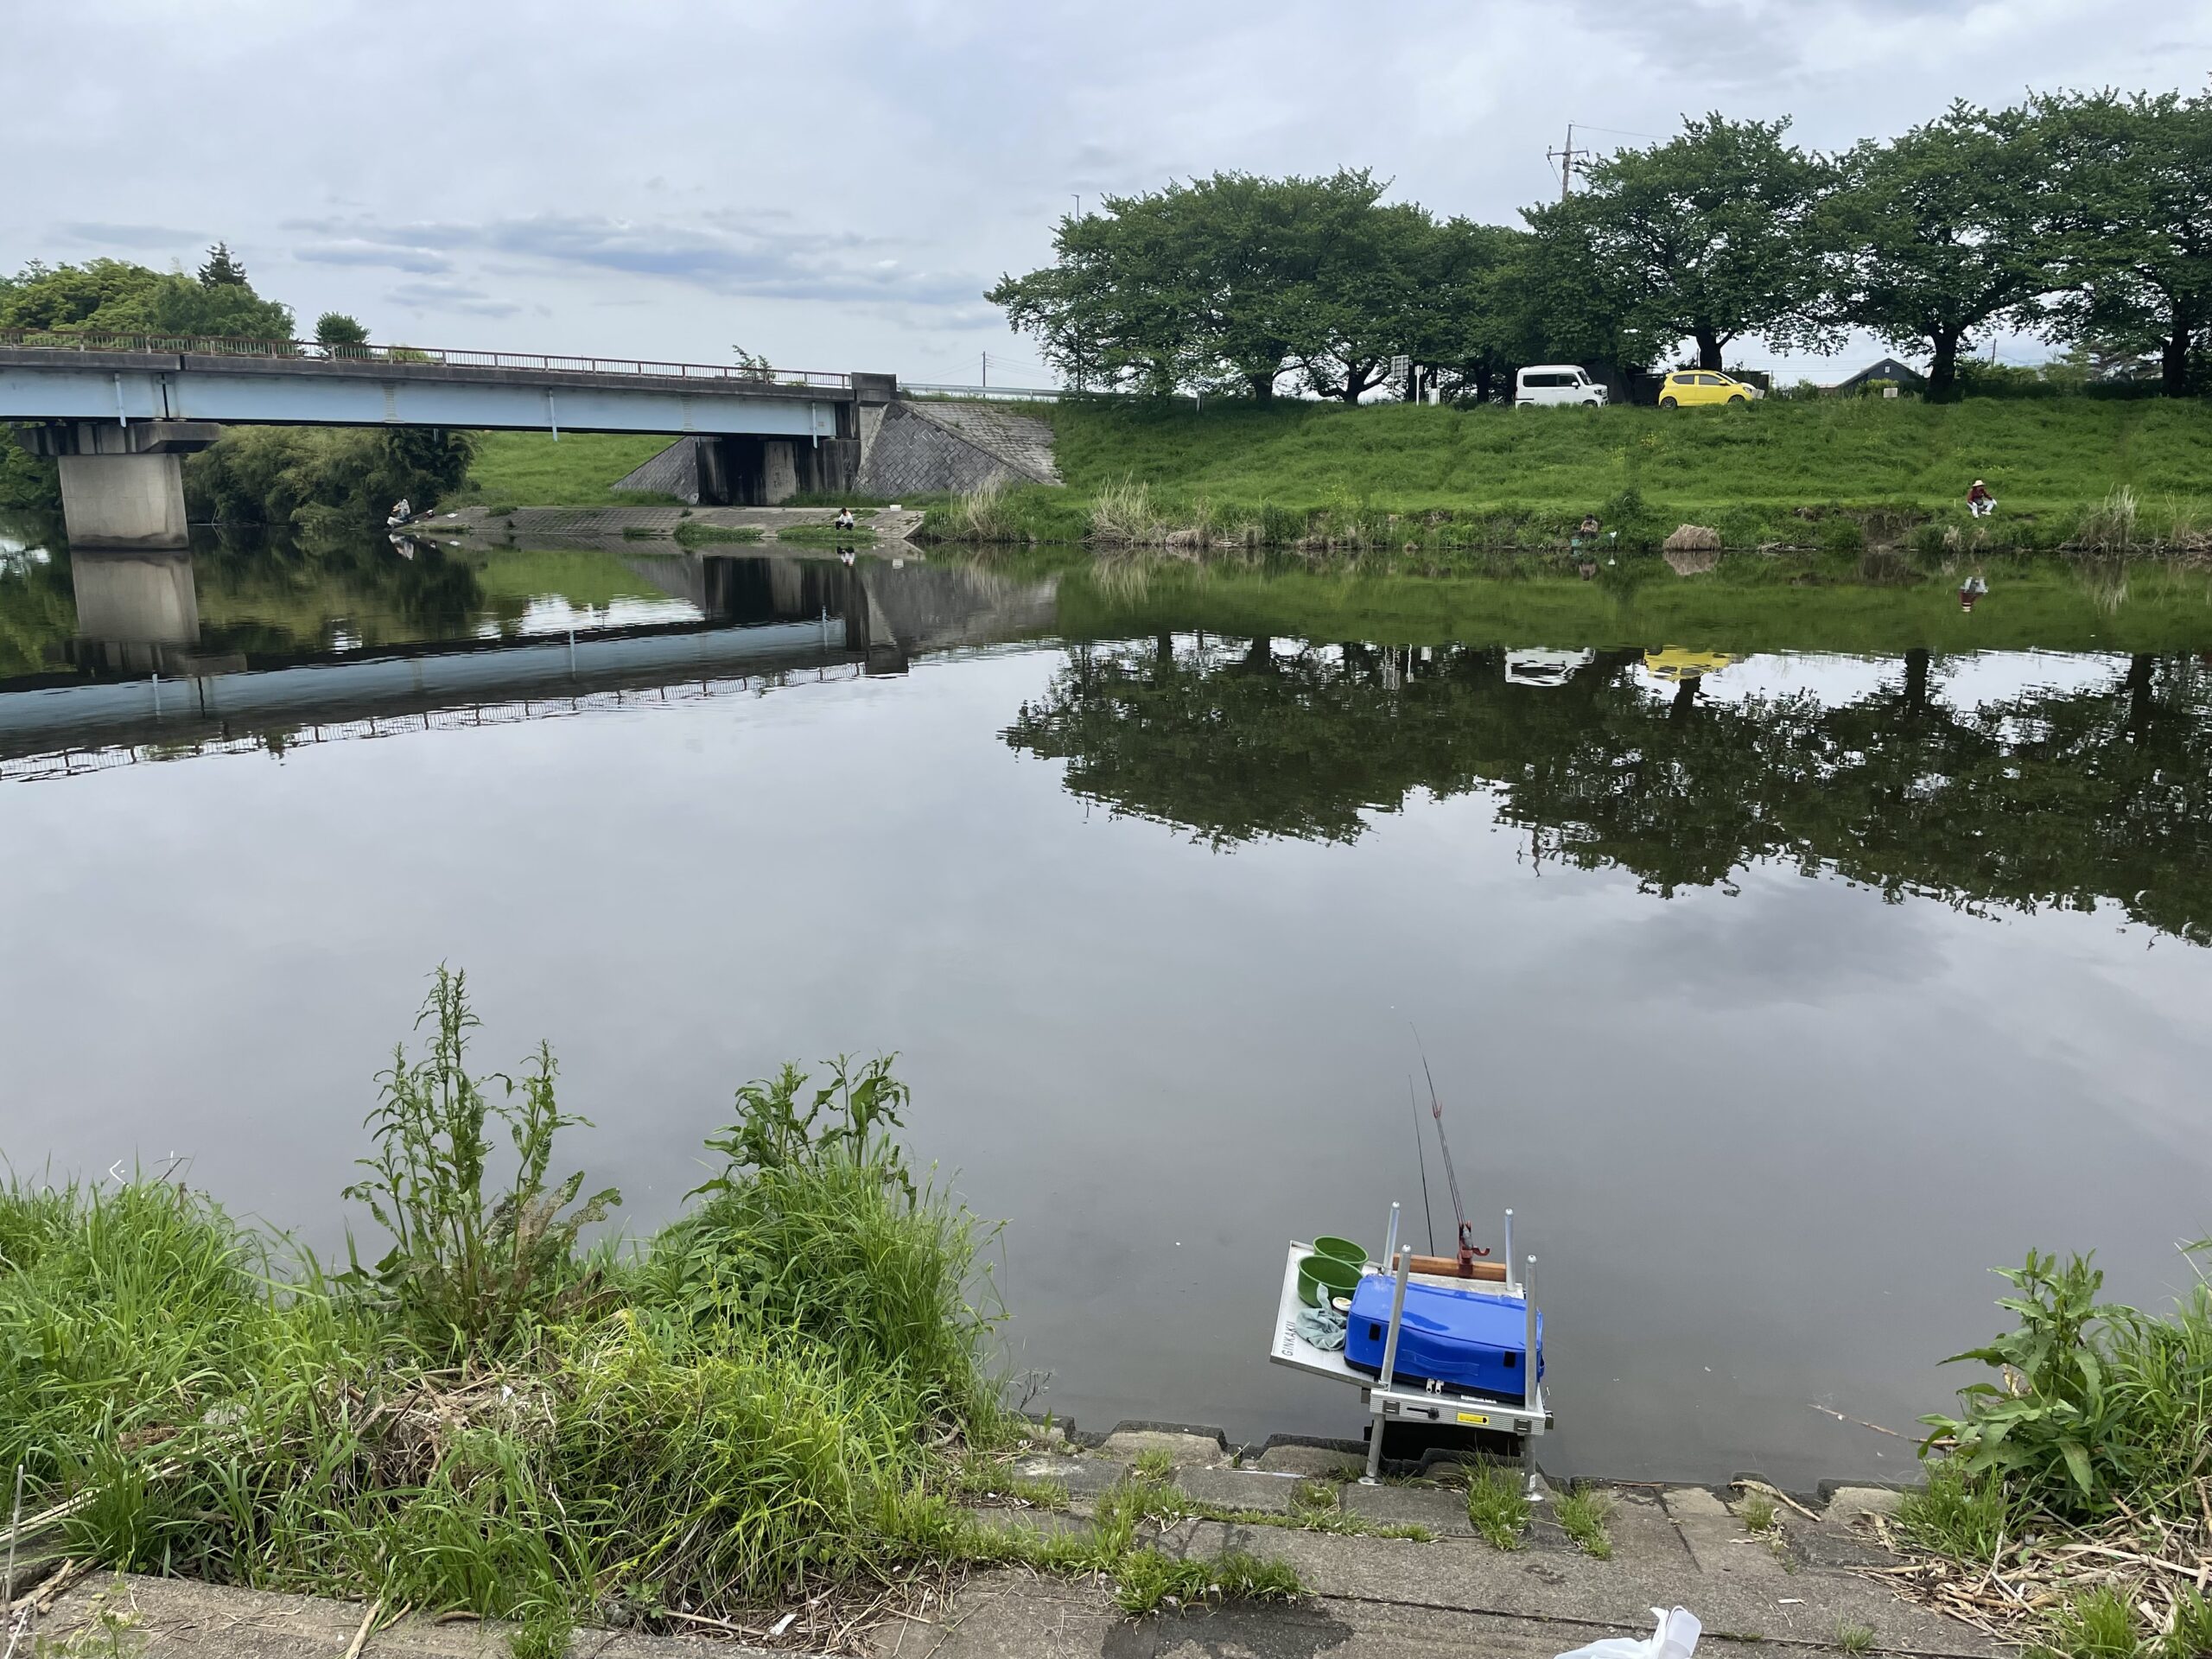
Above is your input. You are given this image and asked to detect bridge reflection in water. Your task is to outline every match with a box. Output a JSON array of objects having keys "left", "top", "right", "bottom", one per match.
[{"left": 0, "top": 538, "right": 1058, "bottom": 779}]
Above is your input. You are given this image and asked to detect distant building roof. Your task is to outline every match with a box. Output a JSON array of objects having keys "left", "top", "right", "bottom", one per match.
[{"left": 1834, "top": 356, "right": 1928, "bottom": 391}]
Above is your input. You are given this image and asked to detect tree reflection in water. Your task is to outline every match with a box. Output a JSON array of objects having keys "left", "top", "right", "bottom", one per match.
[{"left": 1004, "top": 638, "right": 2212, "bottom": 944}]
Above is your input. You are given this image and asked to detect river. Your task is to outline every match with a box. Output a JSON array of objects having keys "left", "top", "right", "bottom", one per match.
[{"left": 4, "top": 526, "right": 2210, "bottom": 1488}]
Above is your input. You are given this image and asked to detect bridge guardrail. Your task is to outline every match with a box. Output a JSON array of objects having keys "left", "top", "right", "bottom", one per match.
[{"left": 0, "top": 328, "right": 853, "bottom": 391}]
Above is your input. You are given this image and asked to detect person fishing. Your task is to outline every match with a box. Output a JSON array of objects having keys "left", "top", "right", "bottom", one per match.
[
  {"left": 1967, "top": 479, "right": 1996, "bottom": 518},
  {"left": 834, "top": 507, "right": 856, "bottom": 531},
  {"left": 386, "top": 496, "right": 411, "bottom": 526}
]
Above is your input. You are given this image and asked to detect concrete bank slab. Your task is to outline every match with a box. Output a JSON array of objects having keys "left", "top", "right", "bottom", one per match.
[
  {"left": 1340, "top": 1482, "right": 1474, "bottom": 1536},
  {"left": 1169, "top": 1522, "right": 2001, "bottom": 1656},
  {"left": 38, "top": 1573, "right": 778, "bottom": 1658}
]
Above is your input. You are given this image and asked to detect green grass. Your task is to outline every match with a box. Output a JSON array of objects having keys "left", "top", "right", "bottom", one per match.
[
  {"left": 447, "top": 432, "right": 682, "bottom": 508},
  {"left": 1043, "top": 396, "right": 2212, "bottom": 518},
  {"left": 914, "top": 397, "right": 2212, "bottom": 551},
  {"left": 1837, "top": 1620, "right": 1877, "bottom": 1654},
  {"left": 671, "top": 522, "right": 763, "bottom": 546},
  {"left": 1465, "top": 1462, "right": 1529, "bottom": 1550},
  {"left": 1738, "top": 1491, "right": 1778, "bottom": 1533},
  {"left": 1555, "top": 1484, "right": 1614, "bottom": 1560},
  {"left": 1132, "top": 1447, "right": 1177, "bottom": 1483}
]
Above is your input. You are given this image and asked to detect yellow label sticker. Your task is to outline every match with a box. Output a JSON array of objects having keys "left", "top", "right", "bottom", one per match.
[{"left": 1456, "top": 1412, "right": 1489, "bottom": 1427}]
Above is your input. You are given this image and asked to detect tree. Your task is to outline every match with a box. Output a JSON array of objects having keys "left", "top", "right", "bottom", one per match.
[
  {"left": 2035, "top": 90, "right": 2212, "bottom": 396},
  {"left": 1498, "top": 207, "right": 1661, "bottom": 378},
  {"left": 1826, "top": 102, "right": 2063, "bottom": 400},
  {"left": 0, "top": 256, "right": 292, "bottom": 341},
  {"left": 988, "top": 170, "right": 1406, "bottom": 400},
  {"left": 315, "top": 311, "right": 370, "bottom": 349},
  {"left": 1294, "top": 200, "right": 1440, "bottom": 403},
  {"left": 1399, "top": 219, "right": 1528, "bottom": 404},
  {"left": 1560, "top": 115, "right": 1837, "bottom": 369},
  {"left": 198, "top": 241, "right": 250, "bottom": 289}
]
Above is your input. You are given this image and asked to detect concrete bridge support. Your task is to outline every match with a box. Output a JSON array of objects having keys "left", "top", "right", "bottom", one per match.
[{"left": 24, "top": 422, "right": 220, "bottom": 550}]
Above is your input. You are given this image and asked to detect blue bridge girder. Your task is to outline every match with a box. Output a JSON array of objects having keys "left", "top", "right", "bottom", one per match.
[{"left": 0, "top": 340, "right": 888, "bottom": 438}]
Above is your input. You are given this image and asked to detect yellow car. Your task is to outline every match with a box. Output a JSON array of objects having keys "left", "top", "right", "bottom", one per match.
[
  {"left": 1643, "top": 648, "right": 1734, "bottom": 683},
  {"left": 1656, "top": 370, "right": 1762, "bottom": 408}
]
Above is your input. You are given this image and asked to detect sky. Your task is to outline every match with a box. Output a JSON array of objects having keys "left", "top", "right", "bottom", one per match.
[{"left": 7, "top": 0, "right": 2209, "bottom": 386}]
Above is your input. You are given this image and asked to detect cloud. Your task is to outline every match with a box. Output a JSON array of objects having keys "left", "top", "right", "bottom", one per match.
[
  {"left": 294, "top": 238, "right": 454, "bottom": 275},
  {"left": 286, "top": 213, "right": 980, "bottom": 308},
  {"left": 58, "top": 222, "right": 203, "bottom": 251},
  {"left": 383, "top": 279, "right": 523, "bottom": 319}
]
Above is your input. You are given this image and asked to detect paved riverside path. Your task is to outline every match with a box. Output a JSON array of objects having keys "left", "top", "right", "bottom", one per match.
[{"left": 32, "top": 1433, "right": 2004, "bottom": 1659}]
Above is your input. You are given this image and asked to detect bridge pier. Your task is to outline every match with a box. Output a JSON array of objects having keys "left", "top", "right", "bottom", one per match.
[{"left": 25, "top": 422, "right": 221, "bottom": 550}]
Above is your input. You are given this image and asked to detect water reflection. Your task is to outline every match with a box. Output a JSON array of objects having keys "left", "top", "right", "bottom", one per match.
[
  {"left": 1005, "top": 637, "right": 2212, "bottom": 944},
  {"left": 0, "top": 531, "right": 1057, "bottom": 774}
]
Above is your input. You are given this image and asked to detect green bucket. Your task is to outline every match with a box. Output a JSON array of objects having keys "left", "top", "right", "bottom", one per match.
[
  {"left": 1312, "top": 1235, "right": 1367, "bottom": 1268},
  {"left": 1298, "top": 1251, "right": 1363, "bottom": 1307}
]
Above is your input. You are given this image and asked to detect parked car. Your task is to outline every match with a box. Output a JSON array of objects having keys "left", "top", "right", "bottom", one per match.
[
  {"left": 1505, "top": 648, "right": 1597, "bottom": 687},
  {"left": 1516, "top": 365, "right": 1608, "bottom": 407},
  {"left": 1656, "top": 370, "right": 1762, "bottom": 408}
]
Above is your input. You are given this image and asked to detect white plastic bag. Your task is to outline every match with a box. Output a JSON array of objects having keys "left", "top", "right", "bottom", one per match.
[{"left": 1554, "top": 1605, "right": 1700, "bottom": 1659}]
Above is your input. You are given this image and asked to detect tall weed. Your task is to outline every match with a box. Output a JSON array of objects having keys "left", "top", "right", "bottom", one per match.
[{"left": 342, "top": 968, "right": 619, "bottom": 1356}]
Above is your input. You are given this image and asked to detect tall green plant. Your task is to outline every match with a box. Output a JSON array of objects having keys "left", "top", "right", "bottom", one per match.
[
  {"left": 1921, "top": 1250, "right": 2140, "bottom": 1506},
  {"left": 342, "top": 968, "right": 619, "bottom": 1354},
  {"left": 690, "top": 1054, "right": 915, "bottom": 1202}
]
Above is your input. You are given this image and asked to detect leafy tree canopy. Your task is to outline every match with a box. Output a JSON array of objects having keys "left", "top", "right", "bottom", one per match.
[
  {"left": 315, "top": 311, "right": 371, "bottom": 347},
  {"left": 1825, "top": 102, "right": 2064, "bottom": 399},
  {"left": 1554, "top": 114, "right": 1839, "bottom": 369},
  {"left": 2032, "top": 89, "right": 2212, "bottom": 395},
  {"left": 0, "top": 254, "right": 293, "bottom": 340}
]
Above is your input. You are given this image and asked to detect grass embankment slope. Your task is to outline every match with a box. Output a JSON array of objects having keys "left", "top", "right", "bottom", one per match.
[
  {"left": 0, "top": 972, "right": 1297, "bottom": 1653},
  {"left": 446, "top": 432, "right": 680, "bottom": 509},
  {"left": 445, "top": 399, "right": 2212, "bottom": 548},
  {"left": 970, "top": 397, "right": 2212, "bottom": 548}
]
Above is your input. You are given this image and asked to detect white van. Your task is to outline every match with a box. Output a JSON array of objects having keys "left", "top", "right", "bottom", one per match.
[{"left": 1516, "top": 365, "right": 1607, "bottom": 407}]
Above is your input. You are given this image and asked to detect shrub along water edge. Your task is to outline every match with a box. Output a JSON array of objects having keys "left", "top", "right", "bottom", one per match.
[{"left": 1900, "top": 1245, "right": 2212, "bottom": 1657}]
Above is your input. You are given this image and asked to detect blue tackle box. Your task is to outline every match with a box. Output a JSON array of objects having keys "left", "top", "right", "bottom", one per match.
[{"left": 1343, "top": 1274, "right": 1542, "bottom": 1400}]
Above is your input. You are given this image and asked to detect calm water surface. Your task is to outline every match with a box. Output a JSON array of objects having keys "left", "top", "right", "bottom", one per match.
[{"left": 4, "top": 531, "right": 2210, "bottom": 1487}]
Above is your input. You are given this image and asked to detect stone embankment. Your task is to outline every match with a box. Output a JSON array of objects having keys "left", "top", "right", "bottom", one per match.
[
  {"left": 423, "top": 505, "right": 926, "bottom": 544},
  {"left": 26, "top": 1424, "right": 1999, "bottom": 1659}
]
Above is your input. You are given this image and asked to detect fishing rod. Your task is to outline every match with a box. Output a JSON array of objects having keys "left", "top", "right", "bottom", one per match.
[
  {"left": 1413, "top": 1029, "right": 1488, "bottom": 1274},
  {"left": 1409, "top": 1076, "right": 1436, "bottom": 1256}
]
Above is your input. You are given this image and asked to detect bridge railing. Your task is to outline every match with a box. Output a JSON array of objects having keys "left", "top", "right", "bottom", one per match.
[{"left": 0, "top": 327, "right": 853, "bottom": 391}]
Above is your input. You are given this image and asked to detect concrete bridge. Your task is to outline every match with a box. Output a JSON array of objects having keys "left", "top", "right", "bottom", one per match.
[{"left": 0, "top": 327, "right": 899, "bottom": 550}]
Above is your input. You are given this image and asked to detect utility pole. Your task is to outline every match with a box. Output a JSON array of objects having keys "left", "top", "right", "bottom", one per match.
[
  {"left": 1548, "top": 123, "right": 1592, "bottom": 201},
  {"left": 982, "top": 351, "right": 988, "bottom": 389}
]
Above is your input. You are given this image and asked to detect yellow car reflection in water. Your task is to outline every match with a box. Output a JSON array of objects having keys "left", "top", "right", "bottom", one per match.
[{"left": 1643, "top": 649, "right": 1735, "bottom": 683}]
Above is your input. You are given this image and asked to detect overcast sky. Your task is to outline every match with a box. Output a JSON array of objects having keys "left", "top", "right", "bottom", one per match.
[{"left": 7, "top": 0, "right": 2208, "bottom": 385}]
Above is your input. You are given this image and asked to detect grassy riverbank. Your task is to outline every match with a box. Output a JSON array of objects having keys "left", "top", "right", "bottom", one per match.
[
  {"left": 935, "top": 397, "right": 2212, "bottom": 552},
  {"left": 440, "top": 397, "right": 2212, "bottom": 554},
  {"left": 1896, "top": 1247, "right": 2212, "bottom": 1657},
  {"left": 0, "top": 971, "right": 1290, "bottom": 1652}
]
